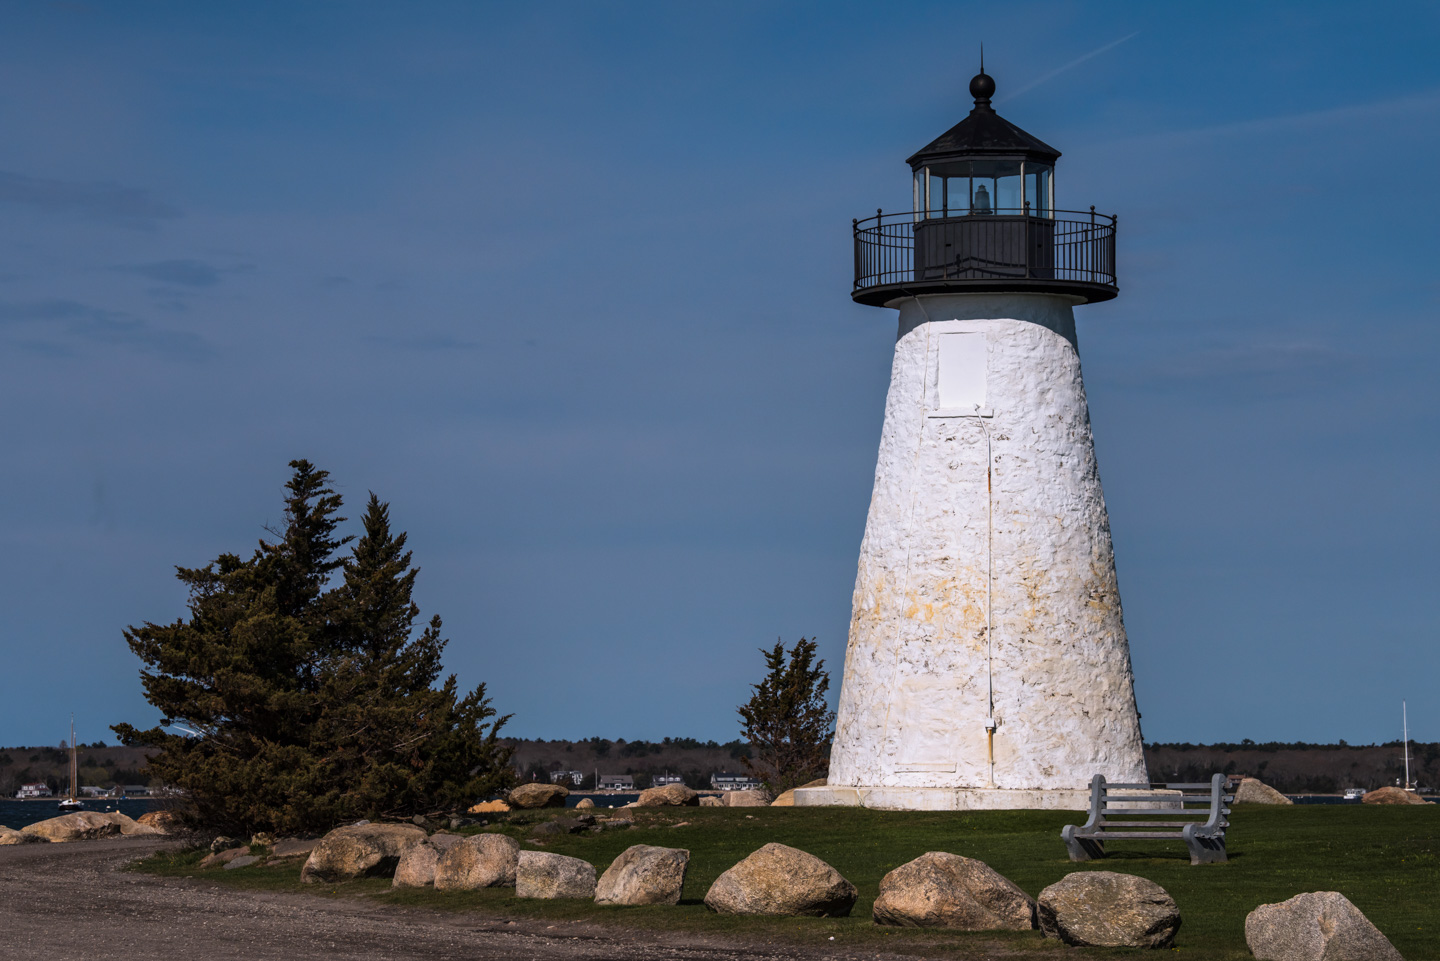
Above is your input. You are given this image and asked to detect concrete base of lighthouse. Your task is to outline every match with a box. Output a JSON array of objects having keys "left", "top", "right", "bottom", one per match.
[
  {"left": 823, "top": 293, "right": 1147, "bottom": 809},
  {"left": 792, "top": 786, "right": 1089, "bottom": 811}
]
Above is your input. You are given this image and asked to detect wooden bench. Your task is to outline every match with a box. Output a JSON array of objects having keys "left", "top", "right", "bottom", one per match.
[{"left": 1061, "top": 773, "right": 1232, "bottom": 865}]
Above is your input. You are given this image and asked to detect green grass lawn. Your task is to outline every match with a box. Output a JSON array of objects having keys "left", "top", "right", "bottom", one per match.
[{"left": 136, "top": 804, "right": 1440, "bottom": 959}]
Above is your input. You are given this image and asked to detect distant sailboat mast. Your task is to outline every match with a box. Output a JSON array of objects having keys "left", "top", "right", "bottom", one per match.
[
  {"left": 58, "top": 714, "right": 84, "bottom": 810},
  {"left": 69, "top": 715, "right": 78, "bottom": 801},
  {"left": 1403, "top": 700, "right": 1413, "bottom": 792}
]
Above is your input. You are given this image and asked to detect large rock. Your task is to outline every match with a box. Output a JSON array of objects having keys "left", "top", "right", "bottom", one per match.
[
  {"left": 699, "top": 795, "right": 723, "bottom": 807},
  {"left": 1363, "top": 786, "right": 1428, "bottom": 805},
  {"left": 724, "top": 790, "right": 771, "bottom": 808},
  {"left": 634, "top": 784, "right": 699, "bottom": 807},
  {"left": 575, "top": 798, "right": 595, "bottom": 809},
  {"left": 300, "top": 823, "right": 427, "bottom": 883},
  {"left": 771, "top": 778, "right": 826, "bottom": 807},
  {"left": 1234, "top": 778, "right": 1293, "bottom": 805},
  {"left": 508, "top": 783, "right": 569, "bottom": 809},
  {"left": 1038, "top": 871, "right": 1181, "bottom": 948},
  {"left": 873, "top": 852, "right": 1035, "bottom": 930},
  {"left": 0, "top": 825, "right": 46, "bottom": 845},
  {"left": 516, "top": 851, "right": 597, "bottom": 899},
  {"left": 270, "top": 838, "right": 319, "bottom": 859},
  {"left": 136, "top": 810, "right": 186, "bottom": 833},
  {"left": 1246, "top": 891, "right": 1403, "bottom": 961},
  {"left": 704, "top": 843, "right": 857, "bottom": 917},
  {"left": 21, "top": 812, "right": 128, "bottom": 842},
  {"left": 392, "top": 841, "right": 442, "bottom": 888},
  {"left": 434, "top": 834, "right": 520, "bottom": 890},
  {"left": 595, "top": 845, "right": 690, "bottom": 906}
]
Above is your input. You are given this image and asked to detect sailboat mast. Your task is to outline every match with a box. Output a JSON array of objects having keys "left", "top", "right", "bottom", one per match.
[
  {"left": 69, "top": 714, "right": 78, "bottom": 800},
  {"left": 1403, "top": 700, "right": 1412, "bottom": 792}
]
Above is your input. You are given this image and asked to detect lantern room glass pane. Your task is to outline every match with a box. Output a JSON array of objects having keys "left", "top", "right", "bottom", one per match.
[
  {"left": 965, "top": 160, "right": 1022, "bottom": 214},
  {"left": 1025, "top": 166, "right": 1053, "bottom": 217}
]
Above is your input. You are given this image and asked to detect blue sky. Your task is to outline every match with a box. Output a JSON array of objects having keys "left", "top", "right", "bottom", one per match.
[{"left": 0, "top": 1, "right": 1436, "bottom": 750}]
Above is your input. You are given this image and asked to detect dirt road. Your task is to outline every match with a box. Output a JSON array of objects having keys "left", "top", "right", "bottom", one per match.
[{"left": 0, "top": 838, "right": 986, "bottom": 960}]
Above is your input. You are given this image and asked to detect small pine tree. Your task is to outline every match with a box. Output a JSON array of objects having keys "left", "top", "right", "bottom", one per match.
[
  {"left": 736, "top": 637, "right": 836, "bottom": 793},
  {"left": 114, "top": 461, "right": 514, "bottom": 834}
]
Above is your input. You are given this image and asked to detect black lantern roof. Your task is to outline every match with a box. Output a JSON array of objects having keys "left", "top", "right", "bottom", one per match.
[{"left": 906, "top": 69, "right": 1060, "bottom": 171}]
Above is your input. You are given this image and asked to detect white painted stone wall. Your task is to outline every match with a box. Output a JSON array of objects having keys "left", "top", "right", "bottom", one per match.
[{"left": 828, "top": 293, "right": 1146, "bottom": 799}]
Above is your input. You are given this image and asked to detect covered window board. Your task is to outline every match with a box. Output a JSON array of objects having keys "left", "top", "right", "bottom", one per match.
[{"left": 937, "top": 333, "right": 987, "bottom": 410}]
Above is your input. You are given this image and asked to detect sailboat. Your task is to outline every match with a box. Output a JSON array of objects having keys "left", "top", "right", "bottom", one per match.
[{"left": 58, "top": 715, "right": 84, "bottom": 811}]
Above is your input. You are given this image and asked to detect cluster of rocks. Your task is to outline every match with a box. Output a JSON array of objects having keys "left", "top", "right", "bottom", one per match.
[
  {"left": 470, "top": 777, "right": 823, "bottom": 814},
  {"left": 289, "top": 818, "right": 1406, "bottom": 957},
  {"left": 288, "top": 819, "right": 686, "bottom": 905},
  {"left": 199, "top": 835, "right": 318, "bottom": 870},
  {"left": 97, "top": 773, "right": 1408, "bottom": 956},
  {"left": 0, "top": 810, "right": 174, "bottom": 844}
]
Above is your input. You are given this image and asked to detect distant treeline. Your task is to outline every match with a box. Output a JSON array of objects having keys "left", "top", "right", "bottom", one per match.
[
  {"left": 1144, "top": 741, "right": 1439, "bottom": 794},
  {"left": 505, "top": 737, "right": 754, "bottom": 789},
  {"left": 7, "top": 737, "right": 1433, "bottom": 797},
  {"left": 0, "top": 743, "right": 156, "bottom": 795},
  {"left": 1148, "top": 739, "right": 1422, "bottom": 752}
]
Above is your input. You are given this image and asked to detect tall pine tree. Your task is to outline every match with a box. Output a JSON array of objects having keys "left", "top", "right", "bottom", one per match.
[
  {"left": 115, "top": 461, "right": 514, "bottom": 833},
  {"left": 313, "top": 494, "right": 513, "bottom": 820}
]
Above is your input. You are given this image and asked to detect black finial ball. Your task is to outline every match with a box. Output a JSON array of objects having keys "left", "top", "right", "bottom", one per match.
[{"left": 970, "top": 71, "right": 995, "bottom": 101}]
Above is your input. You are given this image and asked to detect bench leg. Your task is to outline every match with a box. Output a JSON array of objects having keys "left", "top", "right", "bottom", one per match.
[
  {"left": 1061, "top": 826, "right": 1105, "bottom": 861},
  {"left": 1185, "top": 833, "right": 1227, "bottom": 865}
]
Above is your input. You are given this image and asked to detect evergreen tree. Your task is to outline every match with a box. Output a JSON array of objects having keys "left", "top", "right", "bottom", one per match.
[
  {"left": 736, "top": 637, "right": 836, "bottom": 793},
  {"left": 114, "top": 461, "right": 514, "bottom": 833},
  {"left": 313, "top": 494, "right": 513, "bottom": 820}
]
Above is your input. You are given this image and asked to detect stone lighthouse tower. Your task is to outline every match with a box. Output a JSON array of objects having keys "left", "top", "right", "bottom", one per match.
[{"left": 803, "top": 67, "right": 1147, "bottom": 810}]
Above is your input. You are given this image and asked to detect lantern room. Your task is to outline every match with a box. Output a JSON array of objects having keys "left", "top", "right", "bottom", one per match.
[
  {"left": 909, "top": 70, "right": 1057, "bottom": 219},
  {"left": 851, "top": 67, "right": 1117, "bottom": 307}
]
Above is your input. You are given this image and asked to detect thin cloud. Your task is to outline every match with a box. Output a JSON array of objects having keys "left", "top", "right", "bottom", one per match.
[
  {"left": 0, "top": 171, "right": 181, "bottom": 229},
  {"left": 0, "top": 298, "right": 208, "bottom": 358},
  {"left": 999, "top": 32, "right": 1140, "bottom": 104},
  {"left": 1116, "top": 88, "right": 1440, "bottom": 148},
  {"left": 118, "top": 259, "right": 223, "bottom": 287}
]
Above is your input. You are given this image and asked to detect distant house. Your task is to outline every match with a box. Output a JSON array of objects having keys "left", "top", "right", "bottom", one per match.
[
  {"left": 80, "top": 786, "right": 106, "bottom": 797},
  {"left": 15, "top": 783, "right": 52, "bottom": 799},
  {"left": 550, "top": 770, "right": 583, "bottom": 786},
  {"left": 598, "top": 774, "right": 634, "bottom": 791},
  {"left": 710, "top": 772, "right": 762, "bottom": 792},
  {"left": 652, "top": 774, "right": 685, "bottom": 787},
  {"left": 122, "top": 785, "right": 151, "bottom": 797}
]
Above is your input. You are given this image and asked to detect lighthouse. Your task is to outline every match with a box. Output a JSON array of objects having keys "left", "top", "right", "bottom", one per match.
[{"left": 803, "top": 67, "right": 1147, "bottom": 810}]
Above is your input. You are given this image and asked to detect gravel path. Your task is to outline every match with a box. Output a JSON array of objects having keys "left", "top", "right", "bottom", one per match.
[{"left": 0, "top": 838, "right": 1015, "bottom": 960}]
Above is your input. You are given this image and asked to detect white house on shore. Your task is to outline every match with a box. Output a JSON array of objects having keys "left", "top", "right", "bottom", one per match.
[{"left": 711, "top": 773, "right": 762, "bottom": 792}]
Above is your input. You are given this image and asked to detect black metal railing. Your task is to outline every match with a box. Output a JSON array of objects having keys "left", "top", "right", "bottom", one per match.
[{"left": 853, "top": 207, "right": 1117, "bottom": 299}]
